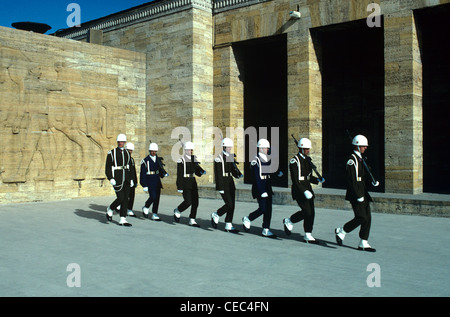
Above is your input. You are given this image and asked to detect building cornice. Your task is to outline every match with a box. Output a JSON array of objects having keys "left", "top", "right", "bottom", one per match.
[{"left": 54, "top": 0, "right": 271, "bottom": 40}]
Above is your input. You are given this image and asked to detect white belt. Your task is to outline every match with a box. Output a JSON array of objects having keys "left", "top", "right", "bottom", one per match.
[
  {"left": 261, "top": 175, "right": 270, "bottom": 180},
  {"left": 147, "top": 170, "right": 159, "bottom": 175},
  {"left": 113, "top": 165, "right": 129, "bottom": 170},
  {"left": 298, "top": 175, "right": 311, "bottom": 181}
]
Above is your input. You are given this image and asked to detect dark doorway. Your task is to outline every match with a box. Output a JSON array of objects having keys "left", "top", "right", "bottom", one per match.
[
  {"left": 234, "top": 34, "right": 288, "bottom": 187},
  {"left": 415, "top": 4, "right": 450, "bottom": 194},
  {"left": 311, "top": 19, "right": 385, "bottom": 192}
]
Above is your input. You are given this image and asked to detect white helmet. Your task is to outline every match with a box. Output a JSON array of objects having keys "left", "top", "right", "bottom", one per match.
[
  {"left": 149, "top": 142, "right": 158, "bottom": 151},
  {"left": 184, "top": 141, "right": 195, "bottom": 150},
  {"left": 298, "top": 138, "right": 311, "bottom": 149},
  {"left": 352, "top": 135, "right": 368, "bottom": 147},
  {"left": 257, "top": 139, "right": 270, "bottom": 148},
  {"left": 125, "top": 142, "right": 134, "bottom": 151},
  {"left": 117, "top": 133, "right": 127, "bottom": 142},
  {"left": 222, "top": 138, "right": 233, "bottom": 147}
]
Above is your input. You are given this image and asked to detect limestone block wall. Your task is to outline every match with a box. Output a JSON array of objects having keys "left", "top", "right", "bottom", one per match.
[
  {"left": 213, "top": 0, "right": 450, "bottom": 194},
  {"left": 100, "top": 5, "right": 214, "bottom": 190},
  {"left": 0, "top": 26, "right": 146, "bottom": 203}
]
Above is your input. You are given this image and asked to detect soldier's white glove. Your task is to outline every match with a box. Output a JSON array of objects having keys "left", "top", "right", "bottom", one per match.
[
  {"left": 164, "top": 173, "right": 169, "bottom": 177},
  {"left": 261, "top": 192, "right": 268, "bottom": 198},
  {"left": 277, "top": 171, "right": 283, "bottom": 177},
  {"left": 318, "top": 177, "right": 325, "bottom": 183},
  {"left": 110, "top": 179, "right": 116, "bottom": 186},
  {"left": 372, "top": 181, "right": 379, "bottom": 187},
  {"left": 177, "top": 190, "right": 183, "bottom": 193},
  {"left": 357, "top": 197, "right": 364, "bottom": 202},
  {"left": 130, "top": 180, "right": 134, "bottom": 187},
  {"left": 219, "top": 190, "right": 224, "bottom": 194},
  {"left": 304, "top": 190, "right": 313, "bottom": 199},
  {"left": 143, "top": 187, "right": 148, "bottom": 192}
]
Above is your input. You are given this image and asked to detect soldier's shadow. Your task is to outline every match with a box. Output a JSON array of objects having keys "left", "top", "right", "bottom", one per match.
[
  {"left": 74, "top": 203, "right": 121, "bottom": 225},
  {"left": 242, "top": 226, "right": 338, "bottom": 248},
  {"left": 170, "top": 216, "right": 214, "bottom": 232},
  {"left": 282, "top": 231, "right": 338, "bottom": 249},
  {"left": 74, "top": 208, "right": 109, "bottom": 224}
]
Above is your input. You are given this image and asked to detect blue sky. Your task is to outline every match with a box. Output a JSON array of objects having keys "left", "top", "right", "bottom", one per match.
[{"left": 0, "top": 0, "right": 154, "bottom": 34}]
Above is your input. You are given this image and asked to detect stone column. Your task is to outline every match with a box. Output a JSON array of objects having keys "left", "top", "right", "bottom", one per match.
[
  {"left": 384, "top": 11, "right": 423, "bottom": 194},
  {"left": 287, "top": 30, "right": 323, "bottom": 184},
  {"left": 213, "top": 44, "right": 244, "bottom": 166},
  {"left": 191, "top": 7, "right": 214, "bottom": 184}
]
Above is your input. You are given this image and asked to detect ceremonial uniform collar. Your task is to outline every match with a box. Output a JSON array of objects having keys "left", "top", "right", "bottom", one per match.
[
  {"left": 353, "top": 150, "right": 362, "bottom": 159},
  {"left": 258, "top": 152, "right": 268, "bottom": 162}
]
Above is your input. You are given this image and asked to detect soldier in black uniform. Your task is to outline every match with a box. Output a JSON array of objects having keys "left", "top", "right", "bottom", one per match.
[
  {"left": 174, "top": 141, "right": 206, "bottom": 227},
  {"left": 125, "top": 142, "right": 137, "bottom": 217},
  {"left": 335, "top": 134, "right": 378, "bottom": 252},
  {"left": 242, "top": 139, "right": 282, "bottom": 238},
  {"left": 105, "top": 133, "right": 133, "bottom": 226},
  {"left": 283, "top": 138, "right": 324, "bottom": 243},
  {"left": 211, "top": 138, "right": 243, "bottom": 233}
]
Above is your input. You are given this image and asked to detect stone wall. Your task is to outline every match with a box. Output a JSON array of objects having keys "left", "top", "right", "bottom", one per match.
[
  {"left": 213, "top": 0, "right": 450, "bottom": 194},
  {"left": 4, "top": 0, "right": 450, "bottom": 204},
  {"left": 100, "top": 4, "right": 214, "bottom": 191},
  {"left": 0, "top": 26, "right": 146, "bottom": 203}
]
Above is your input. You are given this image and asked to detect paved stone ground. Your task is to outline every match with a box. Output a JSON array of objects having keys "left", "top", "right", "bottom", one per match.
[{"left": 0, "top": 193, "right": 448, "bottom": 298}]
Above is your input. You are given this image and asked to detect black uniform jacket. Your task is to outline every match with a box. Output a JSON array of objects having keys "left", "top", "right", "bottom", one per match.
[
  {"left": 250, "top": 153, "right": 275, "bottom": 199},
  {"left": 105, "top": 147, "right": 132, "bottom": 189},
  {"left": 176, "top": 154, "right": 205, "bottom": 190},
  {"left": 214, "top": 152, "right": 242, "bottom": 191},
  {"left": 140, "top": 155, "right": 166, "bottom": 190},
  {"left": 345, "top": 151, "right": 373, "bottom": 203},
  {"left": 289, "top": 153, "right": 319, "bottom": 201}
]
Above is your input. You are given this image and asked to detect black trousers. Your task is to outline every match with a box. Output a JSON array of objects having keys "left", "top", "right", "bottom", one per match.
[
  {"left": 110, "top": 183, "right": 131, "bottom": 217},
  {"left": 344, "top": 200, "right": 372, "bottom": 240},
  {"left": 291, "top": 198, "right": 315, "bottom": 233},
  {"left": 177, "top": 187, "right": 199, "bottom": 219},
  {"left": 127, "top": 186, "right": 135, "bottom": 210},
  {"left": 144, "top": 187, "right": 161, "bottom": 213},
  {"left": 217, "top": 185, "right": 236, "bottom": 223},
  {"left": 249, "top": 195, "right": 272, "bottom": 229}
]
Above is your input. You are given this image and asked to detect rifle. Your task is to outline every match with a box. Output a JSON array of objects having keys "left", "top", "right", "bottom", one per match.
[
  {"left": 157, "top": 157, "right": 168, "bottom": 177},
  {"left": 346, "top": 130, "right": 379, "bottom": 187},
  {"left": 291, "top": 134, "right": 325, "bottom": 182}
]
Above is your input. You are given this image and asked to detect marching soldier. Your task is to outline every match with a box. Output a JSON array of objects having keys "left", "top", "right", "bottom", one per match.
[
  {"left": 242, "top": 139, "right": 282, "bottom": 238},
  {"left": 125, "top": 142, "right": 138, "bottom": 217},
  {"left": 335, "top": 134, "right": 377, "bottom": 252},
  {"left": 174, "top": 141, "right": 206, "bottom": 227},
  {"left": 283, "top": 138, "right": 324, "bottom": 243},
  {"left": 211, "top": 138, "right": 243, "bottom": 233},
  {"left": 105, "top": 133, "right": 133, "bottom": 227},
  {"left": 140, "top": 142, "right": 168, "bottom": 221}
]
